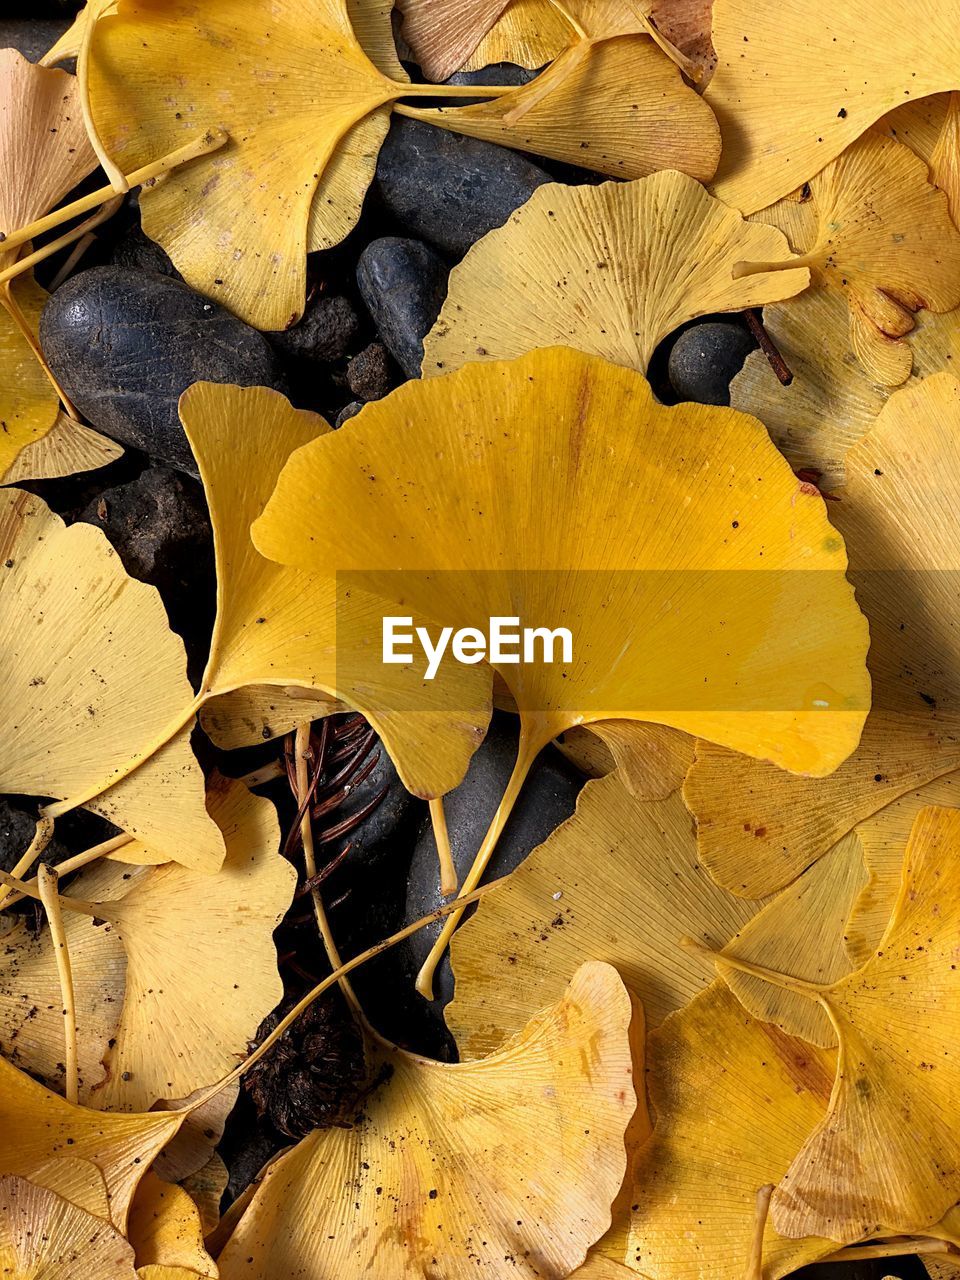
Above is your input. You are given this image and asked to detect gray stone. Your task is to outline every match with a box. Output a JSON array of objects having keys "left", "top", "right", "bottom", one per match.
[
  {"left": 404, "top": 717, "right": 582, "bottom": 1009},
  {"left": 667, "top": 321, "right": 756, "bottom": 407},
  {"left": 334, "top": 400, "right": 363, "bottom": 428},
  {"left": 357, "top": 237, "right": 448, "bottom": 378},
  {"left": 375, "top": 116, "right": 550, "bottom": 257},
  {"left": 267, "top": 295, "right": 359, "bottom": 368},
  {"left": 0, "top": 20, "right": 70, "bottom": 64},
  {"left": 346, "top": 341, "right": 395, "bottom": 402},
  {"left": 39, "top": 267, "right": 285, "bottom": 475}
]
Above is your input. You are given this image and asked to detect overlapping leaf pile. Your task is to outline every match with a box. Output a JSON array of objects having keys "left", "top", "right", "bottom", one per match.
[{"left": 2, "top": 1, "right": 960, "bottom": 1278}]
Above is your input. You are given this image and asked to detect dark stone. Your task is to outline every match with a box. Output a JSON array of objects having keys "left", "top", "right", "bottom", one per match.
[
  {"left": 110, "top": 225, "right": 177, "bottom": 279},
  {"left": 357, "top": 237, "right": 448, "bottom": 379},
  {"left": 375, "top": 116, "right": 550, "bottom": 257},
  {"left": 267, "top": 295, "right": 359, "bottom": 369},
  {"left": 346, "top": 341, "right": 395, "bottom": 402},
  {"left": 404, "top": 716, "right": 583, "bottom": 1012},
  {"left": 0, "top": 798, "right": 71, "bottom": 877},
  {"left": 0, "top": 20, "right": 70, "bottom": 63},
  {"left": 39, "top": 267, "right": 286, "bottom": 475},
  {"left": 77, "top": 466, "right": 215, "bottom": 680},
  {"left": 667, "top": 321, "right": 756, "bottom": 407},
  {"left": 334, "top": 400, "right": 363, "bottom": 428}
]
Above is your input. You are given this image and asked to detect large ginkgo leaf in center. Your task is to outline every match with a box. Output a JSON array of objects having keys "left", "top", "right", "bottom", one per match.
[
  {"left": 217, "top": 962, "right": 637, "bottom": 1280},
  {"left": 422, "top": 171, "right": 809, "bottom": 379},
  {"left": 685, "top": 372, "right": 960, "bottom": 897},
  {"left": 255, "top": 346, "right": 870, "bottom": 778}
]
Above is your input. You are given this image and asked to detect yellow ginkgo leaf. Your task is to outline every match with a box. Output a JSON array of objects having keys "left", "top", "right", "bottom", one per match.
[
  {"left": 843, "top": 771, "right": 960, "bottom": 965},
  {"left": 0, "top": 488, "right": 224, "bottom": 870},
  {"left": 67, "top": 775, "right": 294, "bottom": 1112},
  {"left": 180, "top": 381, "right": 492, "bottom": 799},
  {"left": 686, "top": 371, "right": 960, "bottom": 897},
  {"left": 406, "top": 36, "right": 720, "bottom": 184},
  {"left": 705, "top": 0, "right": 960, "bottom": 214},
  {"left": 720, "top": 804, "right": 960, "bottom": 1243},
  {"left": 730, "top": 289, "right": 960, "bottom": 488},
  {"left": 0, "top": 276, "right": 62, "bottom": 480},
  {"left": 0, "top": 904, "right": 126, "bottom": 1099},
  {"left": 555, "top": 722, "right": 695, "bottom": 801},
  {"left": 628, "top": 979, "right": 838, "bottom": 1280},
  {"left": 0, "top": 1175, "right": 138, "bottom": 1279},
  {"left": 126, "top": 1173, "right": 217, "bottom": 1278},
  {"left": 254, "top": 346, "right": 870, "bottom": 993},
  {"left": 2, "top": 411, "right": 123, "bottom": 486},
  {"left": 199, "top": 684, "right": 343, "bottom": 751},
  {"left": 719, "top": 833, "right": 866, "bottom": 1047},
  {"left": 0, "top": 1054, "right": 181, "bottom": 1225},
  {"left": 178, "top": 1153, "right": 228, "bottom": 1238},
  {"left": 745, "top": 133, "right": 960, "bottom": 387},
  {"left": 422, "top": 171, "right": 809, "bottom": 379},
  {"left": 447, "top": 773, "right": 763, "bottom": 1059},
  {"left": 28, "top": 1156, "right": 111, "bottom": 1220},
  {"left": 217, "top": 961, "right": 638, "bottom": 1280},
  {"left": 80, "top": 0, "right": 718, "bottom": 330}
]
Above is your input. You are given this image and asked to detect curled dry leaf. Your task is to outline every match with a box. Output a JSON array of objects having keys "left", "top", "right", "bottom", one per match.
[
  {"left": 83, "top": 0, "right": 717, "bottom": 329},
  {"left": 0, "top": 1175, "right": 138, "bottom": 1279},
  {"left": 447, "top": 773, "right": 763, "bottom": 1059},
  {"left": 180, "top": 381, "right": 492, "bottom": 799},
  {"left": 0, "top": 488, "right": 223, "bottom": 869},
  {"left": 729, "top": 288, "right": 960, "bottom": 488},
  {"left": 628, "top": 980, "right": 837, "bottom": 1280},
  {"left": 705, "top": 0, "right": 960, "bottom": 214},
  {"left": 686, "top": 371, "right": 960, "bottom": 897},
  {"left": 748, "top": 133, "right": 960, "bottom": 386},
  {"left": 0, "top": 1053, "right": 181, "bottom": 1225},
  {"left": 422, "top": 171, "right": 809, "bottom": 378},
  {"left": 217, "top": 962, "right": 638, "bottom": 1280},
  {"left": 126, "top": 1172, "right": 217, "bottom": 1277},
  {"left": 727, "top": 803, "right": 960, "bottom": 1243},
  {"left": 69, "top": 776, "right": 294, "bottom": 1111},
  {"left": 256, "top": 346, "right": 870, "bottom": 779}
]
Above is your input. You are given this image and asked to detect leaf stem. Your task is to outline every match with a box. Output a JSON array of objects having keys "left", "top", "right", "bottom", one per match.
[
  {"left": 388, "top": 80, "right": 525, "bottom": 98},
  {"left": 822, "top": 1240, "right": 959, "bottom": 1262},
  {"left": 37, "top": 864, "right": 79, "bottom": 1104},
  {"left": 0, "top": 832, "right": 133, "bottom": 910},
  {"left": 0, "top": 195, "right": 124, "bottom": 289},
  {"left": 77, "top": 4, "right": 129, "bottom": 194},
  {"left": 681, "top": 935, "right": 828, "bottom": 1000},
  {"left": 0, "top": 128, "right": 229, "bottom": 256},
  {"left": 0, "top": 817, "right": 55, "bottom": 912},
  {"left": 429, "top": 797, "right": 457, "bottom": 897},
  {"left": 415, "top": 721, "right": 542, "bottom": 1000},
  {"left": 0, "top": 869, "right": 112, "bottom": 921}
]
